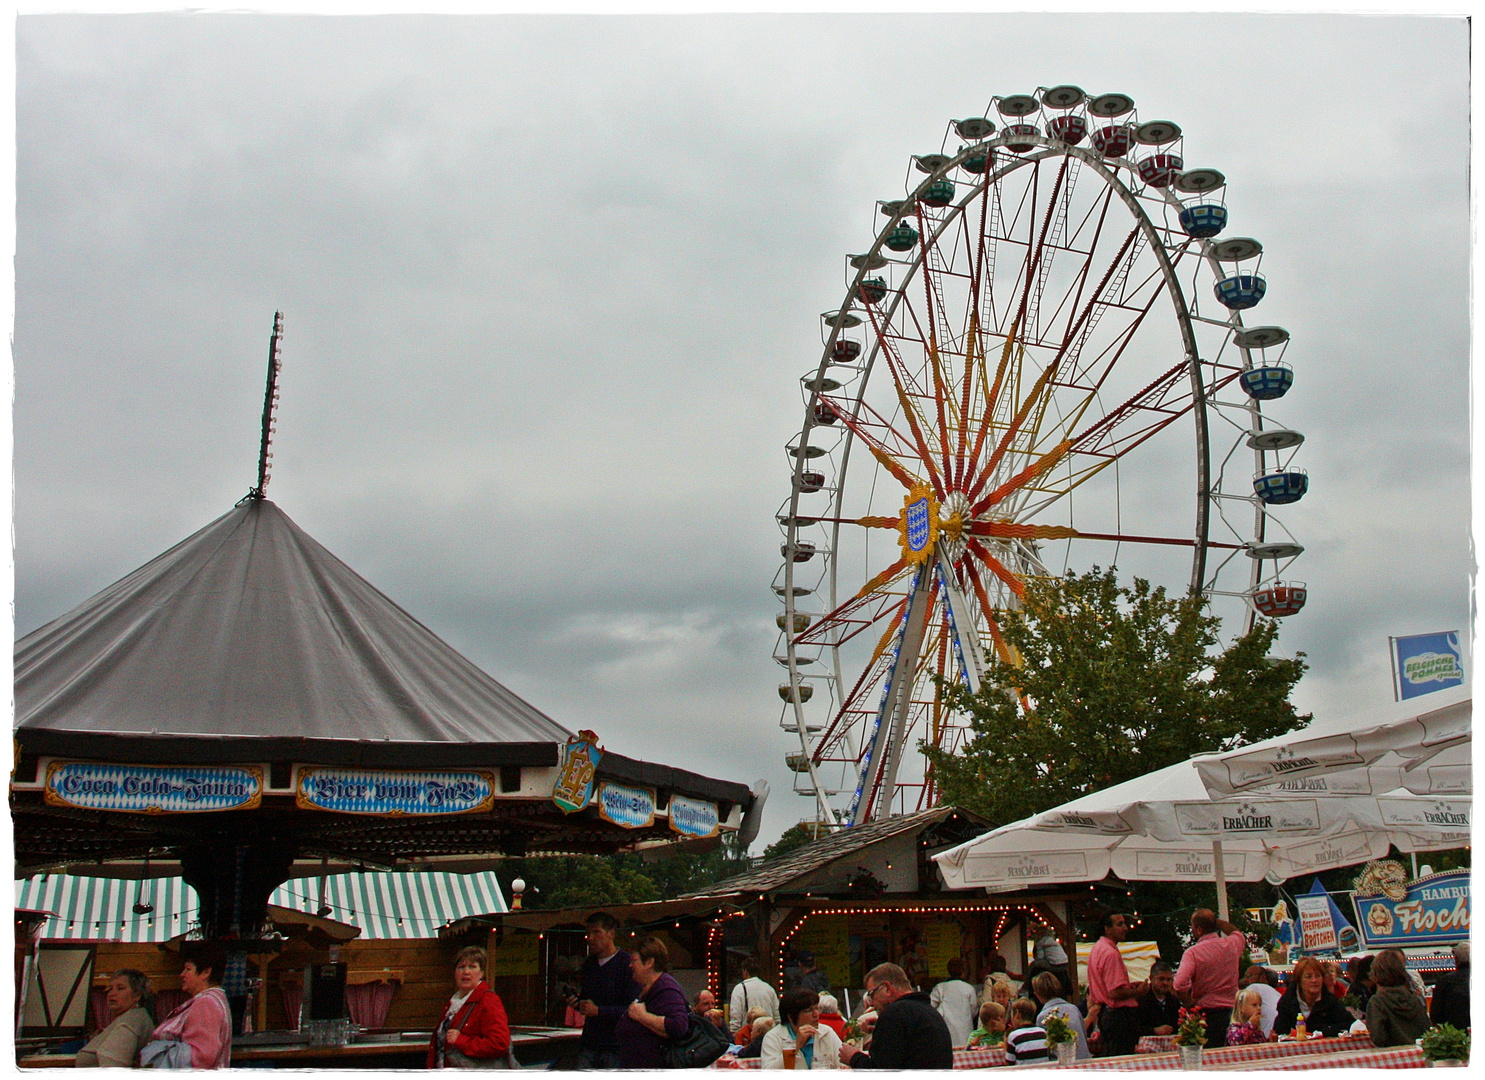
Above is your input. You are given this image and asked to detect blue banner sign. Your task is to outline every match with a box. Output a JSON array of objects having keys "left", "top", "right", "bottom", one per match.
[
  {"left": 44, "top": 761, "right": 262, "bottom": 814},
  {"left": 596, "top": 780, "right": 656, "bottom": 829},
  {"left": 296, "top": 767, "right": 495, "bottom": 816},
  {"left": 668, "top": 794, "right": 720, "bottom": 838},
  {"left": 1354, "top": 869, "right": 1470, "bottom": 948},
  {"left": 1391, "top": 631, "right": 1464, "bottom": 700}
]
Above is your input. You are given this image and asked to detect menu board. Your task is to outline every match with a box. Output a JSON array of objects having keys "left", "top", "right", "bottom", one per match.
[
  {"left": 925, "top": 922, "right": 963, "bottom": 978},
  {"left": 496, "top": 931, "right": 541, "bottom": 976},
  {"left": 796, "top": 915, "right": 851, "bottom": 988}
]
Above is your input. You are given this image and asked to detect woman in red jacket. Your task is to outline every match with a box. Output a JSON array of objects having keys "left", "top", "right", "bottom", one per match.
[{"left": 428, "top": 947, "right": 513, "bottom": 1068}]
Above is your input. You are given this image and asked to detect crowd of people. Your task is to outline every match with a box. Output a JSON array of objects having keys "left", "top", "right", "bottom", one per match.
[{"left": 63, "top": 906, "right": 1469, "bottom": 1069}]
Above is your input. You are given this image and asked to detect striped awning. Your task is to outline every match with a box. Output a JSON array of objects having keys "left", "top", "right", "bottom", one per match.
[
  {"left": 269, "top": 871, "right": 507, "bottom": 939},
  {"left": 15, "top": 871, "right": 506, "bottom": 943}
]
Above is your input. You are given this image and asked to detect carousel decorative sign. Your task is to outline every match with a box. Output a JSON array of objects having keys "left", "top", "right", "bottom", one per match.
[
  {"left": 667, "top": 794, "right": 720, "bottom": 839},
  {"left": 296, "top": 767, "right": 495, "bottom": 815},
  {"left": 552, "top": 730, "right": 603, "bottom": 814},
  {"left": 596, "top": 780, "right": 656, "bottom": 829},
  {"left": 44, "top": 761, "right": 263, "bottom": 814}
]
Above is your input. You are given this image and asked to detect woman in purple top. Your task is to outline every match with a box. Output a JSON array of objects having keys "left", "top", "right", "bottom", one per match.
[{"left": 614, "top": 935, "right": 691, "bottom": 1068}]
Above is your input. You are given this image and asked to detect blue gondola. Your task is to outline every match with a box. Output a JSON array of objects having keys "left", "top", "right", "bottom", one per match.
[
  {"left": 1215, "top": 273, "right": 1267, "bottom": 310},
  {"left": 960, "top": 146, "right": 991, "bottom": 174},
  {"left": 1180, "top": 204, "right": 1228, "bottom": 238},
  {"left": 1253, "top": 470, "right": 1308, "bottom": 505},
  {"left": 884, "top": 222, "right": 919, "bottom": 251},
  {"left": 921, "top": 179, "right": 955, "bottom": 207},
  {"left": 1240, "top": 365, "right": 1293, "bottom": 400}
]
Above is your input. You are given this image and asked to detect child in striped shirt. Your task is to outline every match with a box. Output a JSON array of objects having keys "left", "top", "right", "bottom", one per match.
[{"left": 1004, "top": 998, "right": 1050, "bottom": 1065}]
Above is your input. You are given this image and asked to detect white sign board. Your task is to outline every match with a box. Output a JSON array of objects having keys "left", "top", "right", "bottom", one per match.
[{"left": 1296, "top": 894, "right": 1338, "bottom": 952}]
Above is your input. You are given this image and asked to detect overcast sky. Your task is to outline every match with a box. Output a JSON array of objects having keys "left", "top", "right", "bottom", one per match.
[{"left": 13, "top": 13, "right": 1471, "bottom": 851}]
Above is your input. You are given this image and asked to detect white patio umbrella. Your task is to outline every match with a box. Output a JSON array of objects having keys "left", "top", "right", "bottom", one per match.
[
  {"left": 932, "top": 754, "right": 1470, "bottom": 919},
  {"left": 1192, "top": 695, "right": 1470, "bottom": 799}
]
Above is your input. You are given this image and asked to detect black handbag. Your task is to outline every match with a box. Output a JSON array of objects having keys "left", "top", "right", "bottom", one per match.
[{"left": 665, "top": 1014, "right": 731, "bottom": 1069}]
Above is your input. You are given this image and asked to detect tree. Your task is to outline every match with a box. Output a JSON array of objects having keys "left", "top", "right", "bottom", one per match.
[
  {"left": 497, "top": 855, "right": 660, "bottom": 911},
  {"left": 923, "top": 568, "right": 1308, "bottom": 828},
  {"left": 762, "top": 822, "right": 824, "bottom": 863},
  {"left": 495, "top": 833, "right": 753, "bottom": 912}
]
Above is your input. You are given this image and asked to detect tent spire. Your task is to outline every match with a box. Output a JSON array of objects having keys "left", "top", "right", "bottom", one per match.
[{"left": 245, "top": 311, "right": 285, "bottom": 502}]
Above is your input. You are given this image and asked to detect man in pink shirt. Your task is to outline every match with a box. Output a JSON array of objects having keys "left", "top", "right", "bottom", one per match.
[
  {"left": 1086, "top": 913, "right": 1146, "bottom": 1056},
  {"left": 1173, "top": 909, "right": 1248, "bottom": 1047}
]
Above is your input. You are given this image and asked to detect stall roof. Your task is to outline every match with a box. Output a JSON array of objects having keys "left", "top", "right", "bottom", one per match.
[
  {"left": 681, "top": 807, "right": 990, "bottom": 898},
  {"left": 16, "top": 499, "right": 570, "bottom": 767},
  {"left": 440, "top": 895, "right": 744, "bottom": 938}
]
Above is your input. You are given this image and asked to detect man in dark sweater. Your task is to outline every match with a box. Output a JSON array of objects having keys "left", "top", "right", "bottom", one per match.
[
  {"left": 839, "top": 962, "right": 953, "bottom": 1069},
  {"left": 570, "top": 911, "right": 639, "bottom": 1069},
  {"left": 1135, "top": 961, "right": 1182, "bottom": 1037}
]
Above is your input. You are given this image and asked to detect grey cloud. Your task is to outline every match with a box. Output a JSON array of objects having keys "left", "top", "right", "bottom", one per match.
[{"left": 15, "top": 12, "right": 1470, "bottom": 848}]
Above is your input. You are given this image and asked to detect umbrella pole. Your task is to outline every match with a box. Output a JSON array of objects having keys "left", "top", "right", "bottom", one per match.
[{"left": 1212, "top": 841, "right": 1230, "bottom": 922}]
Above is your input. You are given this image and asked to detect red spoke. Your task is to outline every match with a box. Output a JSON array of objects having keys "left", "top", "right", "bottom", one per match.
[{"left": 861, "top": 300, "right": 947, "bottom": 497}]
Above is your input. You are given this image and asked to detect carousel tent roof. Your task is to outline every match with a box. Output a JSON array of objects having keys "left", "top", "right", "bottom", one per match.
[{"left": 15, "top": 498, "right": 570, "bottom": 767}]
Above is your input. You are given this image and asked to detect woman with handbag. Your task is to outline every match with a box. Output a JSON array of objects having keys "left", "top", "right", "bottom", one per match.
[
  {"left": 614, "top": 936, "right": 691, "bottom": 1068},
  {"left": 427, "top": 947, "right": 514, "bottom": 1069},
  {"left": 142, "top": 944, "right": 232, "bottom": 1069}
]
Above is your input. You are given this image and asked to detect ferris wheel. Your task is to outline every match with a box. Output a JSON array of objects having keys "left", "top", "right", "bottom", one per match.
[{"left": 773, "top": 87, "right": 1309, "bottom": 829}]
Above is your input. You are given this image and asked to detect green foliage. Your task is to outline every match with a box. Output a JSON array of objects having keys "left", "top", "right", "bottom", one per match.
[
  {"left": 763, "top": 822, "right": 820, "bottom": 862},
  {"left": 498, "top": 855, "right": 660, "bottom": 910},
  {"left": 1174, "top": 1007, "right": 1208, "bottom": 1047},
  {"left": 1041, "top": 1010, "right": 1076, "bottom": 1046},
  {"left": 1420, "top": 1023, "right": 1469, "bottom": 1062},
  {"left": 497, "top": 833, "right": 751, "bottom": 911},
  {"left": 923, "top": 568, "right": 1308, "bottom": 827}
]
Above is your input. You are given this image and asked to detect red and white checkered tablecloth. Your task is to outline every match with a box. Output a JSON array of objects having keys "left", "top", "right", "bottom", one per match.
[
  {"left": 1205, "top": 1045, "right": 1425, "bottom": 1070},
  {"left": 1059, "top": 1034, "right": 1381, "bottom": 1071},
  {"left": 711, "top": 1046, "right": 1005, "bottom": 1069},
  {"left": 1135, "top": 1033, "right": 1370, "bottom": 1057},
  {"left": 1135, "top": 1035, "right": 1178, "bottom": 1054}
]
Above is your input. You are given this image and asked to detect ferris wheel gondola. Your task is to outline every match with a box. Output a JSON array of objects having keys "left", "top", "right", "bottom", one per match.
[{"left": 773, "top": 87, "right": 1309, "bottom": 828}]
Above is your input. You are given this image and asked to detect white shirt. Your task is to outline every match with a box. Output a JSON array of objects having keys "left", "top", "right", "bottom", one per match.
[
  {"left": 930, "top": 978, "right": 981, "bottom": 1047},
  {"left": 731, "top": 976, "right": 780, "bottom": 1024},
  {"left": 758, "top": 1021, "right": 842, "bottom": 1070},
  {"left": 1250, "top": 983, "right": 1281, "bottom": 1035}
]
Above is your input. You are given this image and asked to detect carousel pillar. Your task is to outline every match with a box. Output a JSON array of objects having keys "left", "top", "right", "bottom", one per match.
[{"left": 179, "top": 837, "right": 296, "bottom": 939}]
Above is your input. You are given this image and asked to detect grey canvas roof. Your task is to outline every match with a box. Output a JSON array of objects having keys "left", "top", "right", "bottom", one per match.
[{"left": 15, "top": 498, "right": 572, "bottom": 767}]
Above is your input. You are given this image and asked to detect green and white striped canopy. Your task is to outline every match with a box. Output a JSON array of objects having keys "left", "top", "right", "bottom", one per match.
[{"left": 15, "top": 870, "right": 506, "bottom": 942}]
